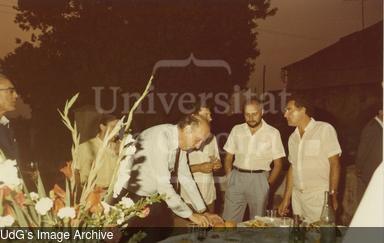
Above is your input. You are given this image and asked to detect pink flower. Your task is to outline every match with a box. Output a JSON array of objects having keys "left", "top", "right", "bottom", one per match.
[{"left": 136, "top": 207, "right": 150, "bottom": 218}]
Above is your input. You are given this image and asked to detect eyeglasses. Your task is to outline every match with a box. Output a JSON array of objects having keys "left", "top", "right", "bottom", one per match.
[{"left": 0, "top": 87, "right": 16, "bottom": 93}]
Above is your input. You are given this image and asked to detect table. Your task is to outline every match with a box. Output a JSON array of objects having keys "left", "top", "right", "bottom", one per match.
[{"left": 160, "top": 218, "right": 346, "bottom": 243}]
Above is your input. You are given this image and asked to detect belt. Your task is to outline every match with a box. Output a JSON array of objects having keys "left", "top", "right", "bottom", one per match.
[{"left": 233, "top": 166, "right": 266, "bottom": 173}]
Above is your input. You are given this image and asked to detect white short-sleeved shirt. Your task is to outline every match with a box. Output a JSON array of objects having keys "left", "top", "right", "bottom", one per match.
[
  {"left": 75, "top": 137, "right": 119, "bottom": 188},
  {"left": 224, "top": 120, "right": 286, "bottom": 171},
  {"left": 181, "top": 136, "right": 219, "bottom": 205},
  {"left": 288, "top": 118, "right": 342, "bottom": 191}
]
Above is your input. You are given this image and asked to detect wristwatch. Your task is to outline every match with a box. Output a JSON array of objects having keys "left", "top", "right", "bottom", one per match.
[{"left": 329, "top": 190, "right": 338, "bottom": 195}]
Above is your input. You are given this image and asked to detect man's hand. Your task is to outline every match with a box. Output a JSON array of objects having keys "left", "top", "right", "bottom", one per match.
[
  {"left": 189, "top": 213, "right": 210, "bottom": 227},
  {"left": 332, "top": 195, "right": 338, "bottom": 211},
  {"left": 203, "top": 212, "right": 224, "bottom": 226},
  {"left": 198, "top": 162, "right": 214, "bottom": 173},
  {"left": 210, "top": 156, "right": 222, "bottom": 171},
  {"left": 278, "top": 198, "right": 290, "bottom": 216}
]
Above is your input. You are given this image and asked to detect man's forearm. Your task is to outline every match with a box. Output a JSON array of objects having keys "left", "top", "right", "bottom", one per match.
[
  {"left": 190, "top": 164, "right": 202, "bottom": 173},
  {"left": 189, "top": 162, "right": 206, "bottom": 173},
  {"left": 329, "top": 155, "right": 341, "bottom": 193},
  {"left": 224, "top": 153, "right": 234, "bottom": 175},
  {"left": 283, "top": 165, "right": 293, "bottom": 201},
  {"left": 268, "top": 158, "right": 283, "bottom": 185}
]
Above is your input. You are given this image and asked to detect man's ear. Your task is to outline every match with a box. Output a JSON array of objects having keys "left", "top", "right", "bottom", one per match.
[
  {"left": 301, "top": 107, "right": 307, "bottom": 115},
  {"left": 183, "top": 124, "right": 193, "bottom": 134}
]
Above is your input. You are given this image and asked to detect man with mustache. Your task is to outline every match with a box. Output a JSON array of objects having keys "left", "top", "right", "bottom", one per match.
[
  {"left": 223, "top": 98, "right": 285, "bottom": 222},
  {"left": 0, "top": 74, "right": 19, "bottom": 161},
  {"left": 278, "top": 96, "right": 341, "bottom": 223}
]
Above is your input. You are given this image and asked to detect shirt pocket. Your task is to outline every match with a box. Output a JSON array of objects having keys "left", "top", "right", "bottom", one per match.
[
  {"left": 255, "top": 140, "right": 272, "bottom": 155},
  {"left": 304, "top": 140, "right": 321, "bottom": 157}
]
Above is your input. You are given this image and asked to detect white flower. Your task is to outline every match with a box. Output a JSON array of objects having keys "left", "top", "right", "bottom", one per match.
[
  {"left": 29, "top": 192, "right": 39, "bottom": 201},
  {"left": 116, "top": 210, "right": 125, "bottom": 225},
  {"left": 0, "top": 215, "right": 15, "bottom": 227},
  {"left": 124, "top": 134, "right": 135, "bottom": 145},
  {"left": 0, "top": 159, "right": 21, "bottom": 189},
  {"left": 124, "top": 145, "right": 136, "bottom": 156},
  {"left": 119, "top": 197, "right": 134, "bottom": 209},
  {"left": 101, "top": 201, "right": 112, "bottom": 215},
  {"left": 35, "top": 197, "right": 53, "bottom": 216},
  {"left": 57, "top": 207, "right": 76, "bottom": 219}
]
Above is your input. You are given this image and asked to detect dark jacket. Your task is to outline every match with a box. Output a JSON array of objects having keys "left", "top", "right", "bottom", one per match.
[
  {"left": 355, "top": 117, "right": 383, "bottom": 185},
  {"left": 0, "top": 120, "right": 20, "bottom": 161}
]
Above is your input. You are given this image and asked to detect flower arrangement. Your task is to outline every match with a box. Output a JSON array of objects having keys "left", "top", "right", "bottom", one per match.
[{"left": 0, "top": 76, "right": 164, "bottom": 232}]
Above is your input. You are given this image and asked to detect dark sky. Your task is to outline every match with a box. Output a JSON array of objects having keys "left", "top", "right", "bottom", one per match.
[
  {"left": 0, "top": 0, "right": 382, "bottom": 92},
  {"left": 250, "top": 0, "right": 383, "bottom": 91}
]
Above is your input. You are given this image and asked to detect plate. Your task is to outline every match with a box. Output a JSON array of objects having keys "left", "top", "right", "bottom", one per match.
[{"left": 238, "top": 216, "right": 274, "bottom": 227}]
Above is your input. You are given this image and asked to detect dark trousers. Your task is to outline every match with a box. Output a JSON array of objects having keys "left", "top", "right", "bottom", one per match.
[{"left": 118, "top": 191, "right": 173, "bottom": 243}]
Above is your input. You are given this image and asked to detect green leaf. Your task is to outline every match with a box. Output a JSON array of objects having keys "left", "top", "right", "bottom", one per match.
[
  {"left": 11, "top": 204, "right": 29, "bottom": 227},
  {"left": 27, "top": 204, "right": 39, "bottom": 225},
  {"left": 20, "top": 206, "right": 38, "bottom": 227},
  {"left": 67, "top": 93, "right": 79, "bottom": 109},
  {"left": 0, "top": 192, "right": 3, "bottom": 215},
  {"left": 36, "top": 170, "right": 47, "bottom": 198},
  {"left": 65, "top": 178, "right": 71, "bottom": 207}
]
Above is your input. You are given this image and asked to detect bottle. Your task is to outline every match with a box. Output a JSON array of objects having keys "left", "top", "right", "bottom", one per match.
[
  {"left": 319, "top": 191, "right": 336, "bottom": 243},
  {"left": 289, "top": 215, "right": 305, "bottom": 243}
]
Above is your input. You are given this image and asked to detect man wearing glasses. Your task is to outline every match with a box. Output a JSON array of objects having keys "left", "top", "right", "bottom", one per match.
[{"left": 0, "top": 74, "right": 19, "bottom": 161}]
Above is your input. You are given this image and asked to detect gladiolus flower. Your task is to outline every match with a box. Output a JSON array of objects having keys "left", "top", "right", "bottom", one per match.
[
  {"left": 119, "top": 197, "right": 134, "bottom": 209},
  {"left": 35, "top": 197, "right": 53, "bottom": 216},
  {"left": 29, "top": 192, "right": 39, "bottom": 201},
  {"left": 57, "top": 207, "right": 76, "bottom": 219},
  {"left": 59, "top": 161, "right": 73, "bottom": 178},
  {"left": 14, "top": 192, "right": 25, "bottom": 207},
  {"left": 0, "top": 215, "right": 14, "bottom": 227},
  {"left": 0, "top": 160, "right": 21, "bottom": 189},
  {"left": 137, "top": 207, "right": 150, "bottom": 218}
]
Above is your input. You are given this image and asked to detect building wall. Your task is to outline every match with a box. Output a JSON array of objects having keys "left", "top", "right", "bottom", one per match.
[{"left": 288, "top": 83, "right": 381, "bottom": 164}]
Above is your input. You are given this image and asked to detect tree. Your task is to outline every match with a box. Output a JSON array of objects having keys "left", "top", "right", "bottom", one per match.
[{"left": 0, "top": 0, "right": 276, "bottom": 170}]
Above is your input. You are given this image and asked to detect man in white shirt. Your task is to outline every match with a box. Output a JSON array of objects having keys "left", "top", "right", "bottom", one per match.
[
  {"left": 180, "top": 104, "right": 221, "bottom": 213},
  {"left": 74, "top": 114, "right": 120, "bottom": 189},
  {"left": 278, "top": 96, "right": 341, "bottom": 223},
  {"left": 116, "top": 114, "right": 223, "bottom": 229},
  {"left": 223, "top": 98, "right": 285, "bottom": 222}
]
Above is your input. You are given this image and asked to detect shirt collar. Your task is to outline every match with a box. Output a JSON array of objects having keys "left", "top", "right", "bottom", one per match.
[
  {"left": 259, "top": 119, "right": 266, "bottom": 131},
  {"left": 0, "top": 116, "right": 9, "bottom": 126},
  {"left": 294, "top": 117, "right": 316, "bottom": 136},
  {"left": 374, "top": 116, "right": 383, "bottom": 128},
  {"left": 305, "top": 118, "right": 316, "bottom": 131},
  {"left": 95, "top": 136, "right": 103, "bottom": 145}
]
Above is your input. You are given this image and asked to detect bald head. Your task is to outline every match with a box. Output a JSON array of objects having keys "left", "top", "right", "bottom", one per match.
[
  {"left": 0, "top": 73, "right": 8, "bottom": 80},
  {"left": 178, "top": 114, "right": 211, "bottom": 151}
]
